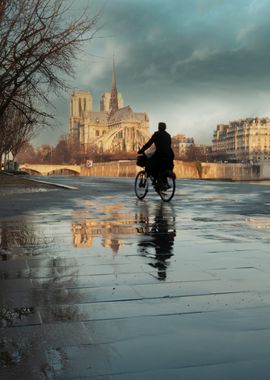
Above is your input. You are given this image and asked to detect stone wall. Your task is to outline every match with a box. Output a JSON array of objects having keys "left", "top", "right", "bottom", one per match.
[
  {"left": 80, "top": 160, "right": 270, "bottom": 180},
  {"left": 81, "top": 161, "right": 137, "bottom": 177},
  {"left": 201, "top": 163, "right": 261, "bottom": 181},
  {"left": 260, "top": 164, "right": 270, "bottom": 179},
  {"left": 174, "top": 161, "right": 200, "bottom": 178},
  {"left": 81, "top": 160, "right": 200, "bottom": 178}
]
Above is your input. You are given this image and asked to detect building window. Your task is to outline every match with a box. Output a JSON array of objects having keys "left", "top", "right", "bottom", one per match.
[{"left": 96, "top": 130, "right": 100, "bottom": 137}]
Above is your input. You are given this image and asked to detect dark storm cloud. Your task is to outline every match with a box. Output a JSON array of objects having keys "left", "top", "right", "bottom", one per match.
[
  {"left": 36, "top": 0, "right": 270, "bottom": 145},
  {"left": 101, "top": 0, "right": 270, "bottom": 90}
]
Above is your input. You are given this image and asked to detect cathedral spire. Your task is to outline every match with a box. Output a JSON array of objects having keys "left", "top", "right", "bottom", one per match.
[{"left": 109, "top": 55, "right": 119, "bottom": 115}]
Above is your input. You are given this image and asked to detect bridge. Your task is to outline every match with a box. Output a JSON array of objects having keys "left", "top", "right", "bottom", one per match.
[{"left": 20, "top": 164, "right": 81, "bottom": 176}]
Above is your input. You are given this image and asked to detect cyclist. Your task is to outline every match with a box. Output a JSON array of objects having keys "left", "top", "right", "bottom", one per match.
[{"left": 138, "top": 122, "right": 174, "bottom": 189}]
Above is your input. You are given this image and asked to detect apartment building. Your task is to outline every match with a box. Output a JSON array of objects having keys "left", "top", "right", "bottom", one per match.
[
  {"left": 212, "top": 117, "right": 270, "bottom": 162},
  {"left": 172, "top": 134, "right": 194, "bottom": 158}
]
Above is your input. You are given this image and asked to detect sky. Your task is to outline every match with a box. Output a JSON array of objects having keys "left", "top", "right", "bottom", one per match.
[{"left": 35, "top": 0, "right": 270, "bottom": 146}]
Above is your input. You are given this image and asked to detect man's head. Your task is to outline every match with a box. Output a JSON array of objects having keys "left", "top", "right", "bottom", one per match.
[{"left": 158, "top": 122, "right": 166, "bottom": 131}]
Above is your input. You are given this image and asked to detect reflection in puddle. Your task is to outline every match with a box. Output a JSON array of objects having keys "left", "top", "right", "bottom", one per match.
[
  {"left": 72, "top": 203, "right": 138, "bottom": 253},
  {"left": 72, "top": 219, "right": 137, "bottom": 253},
  {"left": 246, "top": 217, "right": 270, "bottom": 229},
  {"left": 137, "top": 202, "right": 176, "bottom": 281},
  {"left": 72, "top": 202, "right": 177, "bottom": 280},
  {"left": 45, "top": 304, "right": 80, "bottom": 322},
  {"left": 0, "top": 220, "right": 52, "bottom": 257}
]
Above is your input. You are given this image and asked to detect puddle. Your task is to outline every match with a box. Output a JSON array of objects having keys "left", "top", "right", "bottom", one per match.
[
  {"left": 72, "top": 202, "right": 139, "bottom": 253},
  {"left": 71, "top": 201, "right": 177, "bottom": 268},
  {"left": 42, "top": 305, "right": 81, "bottom": 322},
  {"left": 0, "top": 187, "right": 49, "bottom": 197},
  {"left": 72, "top": 219, "right": 137, "bottom": 252},
  {"left": 245, "top": 217, "right": 270, "bottom": 230},
  {"left": 136, "top": 203, "right": 176, "bottom": 281},
  {"left": 0, "top": 220, "right": 53, "bottom": 257}
]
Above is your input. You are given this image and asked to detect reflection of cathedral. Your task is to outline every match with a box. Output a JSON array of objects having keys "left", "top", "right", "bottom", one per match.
[
  {"left": 72, "top": 219, "right": 137, "bottom": 254},
  {"left": 69, "top": 60, "right": 150, "bottom": 153}
]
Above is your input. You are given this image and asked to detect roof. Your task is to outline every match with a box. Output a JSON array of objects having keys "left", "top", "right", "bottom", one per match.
[
  {"left": 86, "top": 111, "right": 109, "bottom": 124},
  {"left": 109, "top": 106, "right": 149, "bottom": 123}
]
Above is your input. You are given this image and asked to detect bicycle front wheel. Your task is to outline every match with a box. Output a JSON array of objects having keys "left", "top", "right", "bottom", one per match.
[
  {"left": 134, "top": 170, "right": 149, "bottom": 200},
  {"left": 159, "top": 172, "right": 176, "bottom": 202}
]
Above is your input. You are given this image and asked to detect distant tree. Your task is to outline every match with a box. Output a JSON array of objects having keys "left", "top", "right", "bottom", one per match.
[
  {"left": 16, "top": 142, "right": 37, "bottom": 164},
  {"left": 52, "top": 137, "right": 71, "bottom": 163},
  {"left": 68, "top": 140, "right": 85, "bottom": 164},
  {"left": 186, "top": 145, "right": 212, "bottom": 162},
  {"left": 0, "top": 0, "right": 100, "bottom": 162},
  {"left": 36, "top": 145, "right": 52, "bottom": 163}
]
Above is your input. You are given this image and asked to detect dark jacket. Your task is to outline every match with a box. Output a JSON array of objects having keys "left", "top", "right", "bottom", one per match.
[{"left": 139, "top": 130, "right": 174, "bottom": 159}]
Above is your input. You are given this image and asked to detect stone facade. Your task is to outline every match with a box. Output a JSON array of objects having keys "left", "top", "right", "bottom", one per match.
[
  {"left": 213, "top": 117, "right": 270, "bottom": 162},
  {"left": 69, "top": 63, "right": 150, "bottom": 153},
  {"left": 69, "top": 90, "right": 93, "bottom": 144},
  {"left": 100, "top": 92, "right": 123, "bottom": 112},
  {"left": 172, "top": 134, "right": 194, "bottom": 157}
]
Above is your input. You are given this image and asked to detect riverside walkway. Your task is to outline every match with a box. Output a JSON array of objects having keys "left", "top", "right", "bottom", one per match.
[{"left": 0, "top": 176, "right": 270, "bottom": 379}]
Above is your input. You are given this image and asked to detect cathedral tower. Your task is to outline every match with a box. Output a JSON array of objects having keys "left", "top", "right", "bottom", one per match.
[
  {"left": 109, "top": 57, "right": 119, "bottom": 115},
  {"left": 69, "top": 90, "right": 92, "bottom": 143},
  {"left": 100, "top": 92, "right": 123, "bottom": 112}
]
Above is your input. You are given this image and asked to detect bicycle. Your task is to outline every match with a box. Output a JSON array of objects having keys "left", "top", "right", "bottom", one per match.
[{"left": 134, "top": 153, "right": 176, "bottom": 202}]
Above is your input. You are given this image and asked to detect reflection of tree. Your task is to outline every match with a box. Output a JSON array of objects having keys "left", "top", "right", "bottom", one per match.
[
  {"left": 0, "top": 220, "right": 52, "bottom": 257},
  {"left": 31, "top": 257, "right": 81, "bottom": 323},
  {"left": 137, "top": 202, "right": 176, "bottom": 281},
  {"left": 0, "top": 220, "right": 82, "bottom": 322}
]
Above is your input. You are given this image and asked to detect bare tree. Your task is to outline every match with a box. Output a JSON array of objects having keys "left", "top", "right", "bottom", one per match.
[
  {"left": 15, "top": 142, "right": 37, "bottom": 164},
  {"left": 0, "top": 100, "right": 44, "bottom": 167},
  {"left": 2, "top": 105, "right": 37, "bottom": 156},
  {"left": 36, "top": 144, "right": 53, "bottom": 163},
  {"left": 0, "top": 0, "right": 100, "bottom": 165},
  {"left": 52, "top": 137, "right": 71, "bottom": 163},
  {"left": 185, "top": 145, "right": 212, "bottom": 162},
  {"left": 68, "top": 139, "right": 84, "bottom": 164}
]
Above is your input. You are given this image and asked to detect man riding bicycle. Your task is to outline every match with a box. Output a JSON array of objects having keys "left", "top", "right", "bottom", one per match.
[{"left": 138, "top": 122, "right": 174, "bottom": 189}]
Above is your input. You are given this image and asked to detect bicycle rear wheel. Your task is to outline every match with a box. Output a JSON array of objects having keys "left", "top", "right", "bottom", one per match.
[
  {"left": 135, "top": 170, "right": 149, "bottom": 200},
  {"left": 159, "top": 172, "right": 176, "bottom": 202}
]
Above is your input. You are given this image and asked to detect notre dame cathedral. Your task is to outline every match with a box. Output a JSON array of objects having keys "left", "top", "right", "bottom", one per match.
[{"left": 69, "top": 60, "right": 150, "bottom": 153}]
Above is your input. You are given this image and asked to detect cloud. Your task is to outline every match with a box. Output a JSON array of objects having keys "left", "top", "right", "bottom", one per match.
[
  {"left": 34, "top": 0, "right": 270, "bottom": 146},
  {"left": 236, "top": 24, "right": 256, "bottom": 43}
]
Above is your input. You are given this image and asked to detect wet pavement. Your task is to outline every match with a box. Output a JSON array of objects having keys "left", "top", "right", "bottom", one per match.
[{"left": 1, "top": 176, "right": 270, "bottom": 379}]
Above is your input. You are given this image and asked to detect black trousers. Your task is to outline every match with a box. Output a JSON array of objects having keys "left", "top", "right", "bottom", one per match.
[{"left": 147, "top": 153, "right": 174, "bottom": 179}]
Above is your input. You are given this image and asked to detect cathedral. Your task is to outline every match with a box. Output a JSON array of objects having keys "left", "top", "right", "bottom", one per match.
[{"left": 69, "top": 61, "right": 150, "bottom": 153}]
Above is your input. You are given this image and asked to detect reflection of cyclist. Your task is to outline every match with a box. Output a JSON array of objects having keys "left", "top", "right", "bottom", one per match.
[
  {"left": 137, "top": 202, "right": 176, "bottom": 280},
  {"left": 138, "top": 122, "right": 174, "bottom": 185}
]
